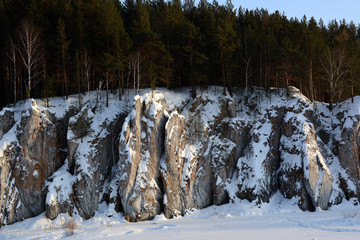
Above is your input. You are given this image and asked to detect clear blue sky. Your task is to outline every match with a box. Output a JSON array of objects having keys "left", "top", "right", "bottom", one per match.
[{"left": 200, "top": 0, "right": 360, "bottom": 25}]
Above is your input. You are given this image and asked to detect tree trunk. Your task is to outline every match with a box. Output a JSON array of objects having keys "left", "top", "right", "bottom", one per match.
[
  {"left": 11, "top": 44, "right": 16, "bottom": 104},
  {"left": 62, "top": 54, "right": 67, "bottom": 100},
  {"left": 309, "top": 58, "right": 314, "bottom": 102},
  {"left": 245, "top": 59, "right": 249, "bottom": 94},
  {"left": 133, "top": 62, "right": 136, "bottom": 96},
  {"left": 27, "top": 59, "right": 31, "bottom": 99},
  {"left": 106, "top": 69, "right": 109, "bottom": 108},
  {"left": 137, "top": 51, "right": 140, "bottom": 95}
]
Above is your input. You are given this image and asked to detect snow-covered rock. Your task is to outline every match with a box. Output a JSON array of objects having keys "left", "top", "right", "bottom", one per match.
[
  {"left": 234, "top": 107, "right": 283, "bottom": 204},
  {"left": 278, "top": 89, "right": 340, "bottom": 211},
  {"left": 332, "top": 99, "right": 360, "bottom": 198},
  {"left": 0, "top": 99, "right": 69, "bottom": 225},
  {"left": 71, "top": 108, "right": 126, "bottom": 219},
  {"left": 117, "top": 91, "right": 168, "bottom": 222},
  {"left": 44, "top": 159, "right": 74, "bottom": 220},
  {"left": 46, "top": 98, "right": 127, "bottom": 220},
  {"left": 160, "top": 111, "right": 187, "bottom": 218},
  {"left": 0, "top": 87, "right": 360, "bottom": 226},
  {"left": 0, "top": 108, "right": 15, "bottom": 139}
]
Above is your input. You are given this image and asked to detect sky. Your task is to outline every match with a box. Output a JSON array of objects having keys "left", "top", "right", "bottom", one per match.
[{"left": 206, "top": 0, "right": 360, "bottom": 25}]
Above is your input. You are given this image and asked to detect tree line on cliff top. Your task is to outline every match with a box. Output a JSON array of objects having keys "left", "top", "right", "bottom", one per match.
[{"left": 0, "top": 0, "right": 359, "bottom": 110}]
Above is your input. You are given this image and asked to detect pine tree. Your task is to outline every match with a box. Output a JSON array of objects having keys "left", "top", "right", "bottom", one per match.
[
  {"left": 306, "top": 17, "right": 326, "bottom": 101},
  {"left": 71, "top": 0, "right": 83, "bottom": 50},
  {"left": 41, "top": 74, "right": 56, "bottom": 107},
  {"left": 176, "top": 19, "right": 202, "bottom": 97},
  {"left": 213, "top": 1, "right": 238, "bottom": 94},
  {"left": 73, "top": 49, "right": 81, "bottom": 109},
  {"left": 56, "top": 17, "right": 71, "bottom": 99},
  {"left": 83, "top": 48, "right": 92, "bottom": 106}
]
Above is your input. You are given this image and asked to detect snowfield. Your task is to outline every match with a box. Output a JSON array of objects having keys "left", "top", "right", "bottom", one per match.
[{"left": 1, "top": 193, "right": 359, "bottom": 240}]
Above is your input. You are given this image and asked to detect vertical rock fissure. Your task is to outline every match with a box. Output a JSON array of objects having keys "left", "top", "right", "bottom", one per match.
[
  {"left": 274, "top": 108, "right": 286, "bottom": 195},
  {"left": 157, "top": 116, "right": 167, "bottom": 214},
  {"left": 301, "top": 177, "right": 316, "bottom": 212}
]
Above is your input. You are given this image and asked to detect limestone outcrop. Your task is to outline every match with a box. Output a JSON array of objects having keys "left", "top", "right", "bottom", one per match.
[
  {"left": 160, "top": 111, "right": 187, "bottom": 218},
  {"left": 117, "top": 92, "right": 168, "bottom": 222},
  {"left": 45, "top": 104, "right": 126, "bottom": 220},
  {"left": 334, "top": 105, "right": 360, "bottom": 198},
  {"left": 0, "top": 99, "right": 68, "bottom": 225},
  {"left": 0, "top": 87, "right": 359, "bottom": 226}
]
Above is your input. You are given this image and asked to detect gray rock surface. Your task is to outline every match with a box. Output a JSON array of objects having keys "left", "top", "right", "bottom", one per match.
[
  {"left": 279, "top": 93, "right": 334, "bottom": 211},
  {"left": 302, "top": 122, "right": 333, "bottom": 210},
  {"left": 160, "top": 111, "right": 187, "bottom": 218},
  {"left": 45, "top": 106, "right": 126, "bottom": 220},
  {"left": 118, "top": 91, "right": 167, "bottom": 222},
  {"left": 0, "top": 108, "right": 15, "bottom": 139},
  {"left": 0, "top": 99, "right": 68, "bottom": 225},
  {"left": 335, "top": 114, "right": 360, "bottom": 198}
]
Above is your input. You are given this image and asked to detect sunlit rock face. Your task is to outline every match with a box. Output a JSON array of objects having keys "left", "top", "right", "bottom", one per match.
[
  {"left": 118, "top": 92, "right": 168, "bottom": 222},
  {"left": 0, "top": 99, "right": 68, "bottom": 225},
  {"left": 161, "top": 111, "right": 187, "bottom": 218}
]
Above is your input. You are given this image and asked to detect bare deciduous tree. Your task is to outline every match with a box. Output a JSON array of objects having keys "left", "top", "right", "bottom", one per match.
[
  {"left": 93, "top": 80, "right": 104, "bottom": 112},
  {"left": 129, "top": 50, "right": 143, "bottom": 96},
  {"left": 83, "top": 49, "right": 92, "bottom": 107},
  {"left": 17, "top": 20, "right": 43, "bottom": 98},
  {"left": 321, "top": 49, "right": 349, "bottom": 110},
  {"left": 245, "top": 56, "right": 256, "bottom": 97}
]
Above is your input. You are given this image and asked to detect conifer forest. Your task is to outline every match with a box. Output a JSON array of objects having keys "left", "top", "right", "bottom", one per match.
[{"left": 1, "top": 0, "right": 360, "bottom": 109}]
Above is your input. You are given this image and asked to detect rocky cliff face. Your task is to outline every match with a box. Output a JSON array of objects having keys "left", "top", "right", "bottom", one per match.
[
  {"left": 0, "top": 99, "right": 69, "bottom": 225},
  {"left": 0, "top": 87, "right": 359, "bottom": 226},
  {"left": 117, "top": 93, "right": 168, "bottom": 221}
]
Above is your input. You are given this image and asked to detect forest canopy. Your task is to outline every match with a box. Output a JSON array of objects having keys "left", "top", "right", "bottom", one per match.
[{"left": 1, "top": 0, "right": 360, "bottom": 109}]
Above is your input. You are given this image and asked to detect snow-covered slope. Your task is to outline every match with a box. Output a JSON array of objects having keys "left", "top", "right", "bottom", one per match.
[{"left": 0, "top": 86, "right": 359, "bottom": 227}]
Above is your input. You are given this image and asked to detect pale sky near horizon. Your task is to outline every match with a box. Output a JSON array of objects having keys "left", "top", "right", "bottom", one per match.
[{"left": 207, "top": 0, "right": 360, "bottom": 25}]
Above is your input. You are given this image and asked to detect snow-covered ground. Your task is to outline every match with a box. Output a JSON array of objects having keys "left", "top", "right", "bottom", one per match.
[{"left": 1, "top": 193, "right": 359, "bottom": 240}]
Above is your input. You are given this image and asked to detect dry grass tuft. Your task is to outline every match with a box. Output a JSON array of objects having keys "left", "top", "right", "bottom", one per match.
[{"left": 63, "top": 217, "right": 77, "bottom": 236}]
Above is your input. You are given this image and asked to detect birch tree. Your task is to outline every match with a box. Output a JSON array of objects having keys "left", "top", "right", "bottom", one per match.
[
  {"left": 321, "top": 49, "right": 349, "bottom": 110},
  {"left": 129, "top": 50, "right": 142, "bottom": 96},
  {"left": 17, "top": 20, "right": 43, "bottom": 99},
  {"left": 83, "top": 49, "right": 92, "bottom": 107}
]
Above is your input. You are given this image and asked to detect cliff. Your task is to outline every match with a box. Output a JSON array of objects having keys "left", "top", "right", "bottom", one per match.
[{"left": 0, "top": 86, "right": 359, "bottom": 225}]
